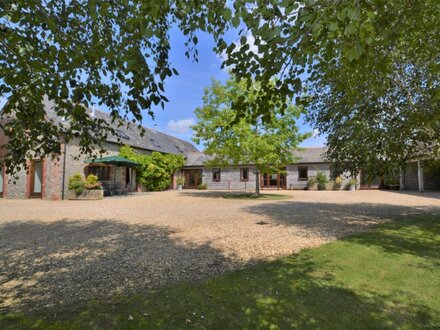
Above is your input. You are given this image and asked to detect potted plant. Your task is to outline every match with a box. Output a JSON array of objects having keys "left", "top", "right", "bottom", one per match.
[
  {"left": 176, "top": 175, "right": 185, "bottom": 190},
  {"left": 197, "top": 183, "right": 208, "bottom": 190},
  {"left": 333, "top": 176, "right": 343, "bottom": 190},
  {"left": 384, "top": 175, "right": 400, "bottom": 190},
  {"left": 68, "top": 173, "right": 103, "bottom": 199},
  {"left": 307, "top": 176, "right": 317, "bottom": 190},
  {"left": 347, "top": 178, "right": 357, "bottom": 191},
  {"left": 316, "top": 172, "right": 329, "bottom": 190}
]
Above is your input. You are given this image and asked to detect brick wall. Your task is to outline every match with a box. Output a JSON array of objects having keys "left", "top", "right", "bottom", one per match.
[{"left": 2, "top": 139, "right": 147, "bottom": 199}]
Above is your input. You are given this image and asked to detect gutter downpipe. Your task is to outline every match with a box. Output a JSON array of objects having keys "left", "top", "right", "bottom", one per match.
[{"left": 61, "top": 140, "right": 67, "bottom": 200}]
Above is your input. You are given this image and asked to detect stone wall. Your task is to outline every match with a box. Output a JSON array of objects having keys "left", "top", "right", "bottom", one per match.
[
  {"left": 286, "top": 163, "right": 331, "bottom": 189},
  {"left": 2, "top": 139, "right": 146, "bottom": 200},
  {"left": 191, "top": 163, "right": 358, "bottom": 191},
  {"left": 3, "top": 166, "right": 27, "bottom": 199},
  {"left": 62, "top": 139, "right": 143, "bottom": 198},
  {"left": 201, "top": 166, "right": 258, "bottom": 191}
]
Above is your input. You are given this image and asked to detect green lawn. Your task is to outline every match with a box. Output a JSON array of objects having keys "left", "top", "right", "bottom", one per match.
[
  {"left": 222, "top": 192, "right": 291, "bottom": 200},
  {"left": 1, "top": 216, "right": 439, "bottom": 329}
]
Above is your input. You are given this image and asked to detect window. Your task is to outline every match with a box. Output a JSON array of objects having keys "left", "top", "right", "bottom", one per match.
[
  {"left": 174, "top": 145, "right": 184, "bottom": 153},
  {"left": 88, "top": 166, "right": 111, "bottom": 180},
  {"left": 298, "top": 166, "right": 308, "bottom": 181},
  {"left": 212, "top": 168, "right": 221, "bottom": 182},
  {"left": 150, "top": 138, "right": 160, "bottom": 147},
  {"left": 240, "top": 168, "right": 249, "bottom": 181},
  {"left": 116, "top": 129, "right": 130, "bottom": 140}
]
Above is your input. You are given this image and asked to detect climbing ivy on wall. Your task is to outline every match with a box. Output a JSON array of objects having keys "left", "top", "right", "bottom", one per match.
[{"left": 119, "top": 146, "right": 185, "bottom": 191}]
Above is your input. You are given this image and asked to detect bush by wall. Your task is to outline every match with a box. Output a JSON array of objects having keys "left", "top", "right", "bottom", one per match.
[
  {"left": 316, "top": 172, "right": 329, "bottom": 190},
  {"left": 120, "top": 146, "right": 185, "bottom": 191}
]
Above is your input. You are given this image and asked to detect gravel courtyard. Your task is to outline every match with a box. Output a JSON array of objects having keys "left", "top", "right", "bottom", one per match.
[{"left": 1, "top": 190, "right": 440, "bottom": 313}]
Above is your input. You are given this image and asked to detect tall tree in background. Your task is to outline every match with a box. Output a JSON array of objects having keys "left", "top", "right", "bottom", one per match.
[
  {"left": 1, "top": 0, "right": 438, "bottom": 173},
  {"left": 192, "top": 77, "right": 309, "bottom": 195}
]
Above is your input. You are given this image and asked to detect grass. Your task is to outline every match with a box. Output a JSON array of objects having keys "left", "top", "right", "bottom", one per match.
[
  {"left": 1, "top": 216, "right": 439, "bottom": 329},
  {"left": 222, "top": 192, "right": 291, "bottom": 200}
]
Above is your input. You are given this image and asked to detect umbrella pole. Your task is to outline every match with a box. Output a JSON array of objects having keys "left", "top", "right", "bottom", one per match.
[{"left": 114, "top": 165, "right": 116, "bottom": 192}]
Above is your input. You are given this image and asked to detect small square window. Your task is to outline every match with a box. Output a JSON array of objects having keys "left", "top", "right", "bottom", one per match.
[
  {"left": 212, "top": 168, "right": 221, "bottom": 182},
  {"left": 298, "top": 166, "right": 308, "bottom": 181},
  {"left": 240, "top": 168, "right": 249, "bottom": 181}
]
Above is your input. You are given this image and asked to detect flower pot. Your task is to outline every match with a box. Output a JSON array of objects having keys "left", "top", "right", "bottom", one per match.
[
  {"left": 307, "top": 183, "right": 317, "bottom": 190},
  {"left": 67, "top": 189, "right": 104, "bottom": 200},
  {"left": 177, "top": 185, "right": 183, "bottom": 191},
  {"left": 348, "top": 185, "right": 356, "bottom": 191}
]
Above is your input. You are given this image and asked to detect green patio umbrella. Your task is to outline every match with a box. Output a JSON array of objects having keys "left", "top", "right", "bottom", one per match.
[
  {"left": 85, "top": 156, "right": 140, "bottom": 188},
  {"left": 85, "top": 156, "right": 140, "bottom": 167}
]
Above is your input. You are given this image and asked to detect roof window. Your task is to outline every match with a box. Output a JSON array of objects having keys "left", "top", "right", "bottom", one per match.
[
  {"left": 116, "top": 129, "right": 130, "bottom": 140},
  {"left": 150, "top": 138, "right": 160, "bottom": 147}
]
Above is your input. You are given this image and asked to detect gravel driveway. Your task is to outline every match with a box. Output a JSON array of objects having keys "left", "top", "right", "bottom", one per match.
[{"left": 1, "top": 190, "right": 440, "bottom": 313}]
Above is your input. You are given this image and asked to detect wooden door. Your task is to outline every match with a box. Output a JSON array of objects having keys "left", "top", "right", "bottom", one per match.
[
  {"left": 183, "top": 169, "right": 202, "bottom": 189},
  {"left": 29, "top": 160, "right": 43, "bottom": 198}
]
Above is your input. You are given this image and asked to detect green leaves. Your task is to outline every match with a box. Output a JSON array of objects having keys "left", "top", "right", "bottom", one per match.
[
  {"left": 120, "top": 146, "right": 184, "bottom": 191},
  {"left": 1, "top": 0, "right": 438, "bottom": 176},
  {"left": 192, "top": 76, "right": 308, "bottom": 193}
]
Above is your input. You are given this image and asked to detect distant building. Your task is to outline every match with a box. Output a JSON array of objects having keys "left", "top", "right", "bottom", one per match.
[
  {"left": 180, "top": 148, "right": 346, "bottom": 190},
  {"left": 0, "top": 99, "right": 197, "bottom": 200}
]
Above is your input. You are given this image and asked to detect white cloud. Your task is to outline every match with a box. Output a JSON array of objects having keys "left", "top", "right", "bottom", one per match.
[
  {"left": 218, "top": 30, "right": 261, "bottom": 70},
  {"left": 167, "top": 118, "right": 195, "bottom": 134}
]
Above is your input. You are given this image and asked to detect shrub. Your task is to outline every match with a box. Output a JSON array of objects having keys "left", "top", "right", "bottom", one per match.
[
  {"left": 347, "top": 178, "right": 357, "bottom": 189},
  {"left": 84, "top": 174, "right": 102, "bottom": 190},
  {"left": 68, "top": 173, "right": 85, "bottom": 195},
  {"left": 333, "top": 175, "right": 343, "bottom": 190},
  {"left": 316, "top": 172, "right": 329, "bottom": 190},
  {"left": 176, "top": 175, "right": 186, "bottom": 186},
  {"left": 120, "top": 146, "right": 185, "bottom": 191},
  {"left": 197, "top": 183, "right": 208, "bottom": 190},
  {"left": 307, "top": 176, "right": 317, "bottom": 189}
]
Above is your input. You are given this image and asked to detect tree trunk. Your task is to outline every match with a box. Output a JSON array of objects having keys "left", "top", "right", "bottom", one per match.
[{"left": 255, "top": 169, "right": 260, "bottom": 196}]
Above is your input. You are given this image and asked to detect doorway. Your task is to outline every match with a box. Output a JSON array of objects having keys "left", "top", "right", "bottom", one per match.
[
  {"left": 182, "top": 169, "right": 202, "bottom": 189},
  {"left": 29, "top": 160, "right": 43, "bottom": 198},
  {"left": 261, "top": 170, "right": 287, "bottom": 190}
]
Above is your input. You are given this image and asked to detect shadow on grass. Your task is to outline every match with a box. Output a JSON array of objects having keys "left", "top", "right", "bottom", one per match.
[
  {"left": 347, "top": 216, "right": 440, "bottom": 263},
  {"left": 180, "top": 191, "right": 244, "bottom": 198},
  {"left": 387, "top": 190, "right": 440, "bottom": 200},
  {"left": 243, "top": 200, "right": 440, "bottom": 240},
  {"left": 180, "top": 191, "right": 290, "bottom": 200},
  {"left": 2, "top": 224, "right": 438, "bottom": 329},
  {"left": 1, "top": 210, "right": 439, "bottom": 328},
  {"left": 0, "top": 219, "right": 243, "bottom": 314}
]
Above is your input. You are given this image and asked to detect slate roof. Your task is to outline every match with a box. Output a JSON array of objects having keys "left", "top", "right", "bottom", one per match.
[
  {"left": 42, "top": 98, "right": 198, "bottom": 155},
  {"left": 184, "top": 147, "right": 329, "bottom": 166},
  {"left": 292, "top": 147, "right": 329, "bottom": 163}
]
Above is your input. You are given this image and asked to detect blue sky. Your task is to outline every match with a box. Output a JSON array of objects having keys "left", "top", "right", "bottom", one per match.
[
  {"left": 141, "top": 27, "right": 326, "bottom": 150},
  {"left": 0, "top": 27, "right": 327, "bottom": 151}
]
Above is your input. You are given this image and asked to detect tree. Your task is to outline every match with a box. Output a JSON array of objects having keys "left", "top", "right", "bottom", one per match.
[
  {"left": 119, "top": 145, "right": 184, "bottom": 191},
  {"left": 0, "top": 0, "right": 232, "bottom": 173},
  {"left": 192, "top": 77, "right": 309, "bottom": 195},
  {"left": 221, "top": 0, "right": 439, "bottom": 165},
  {"left": 1, "top": 0, "right": 438, "bottom": 173}
]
